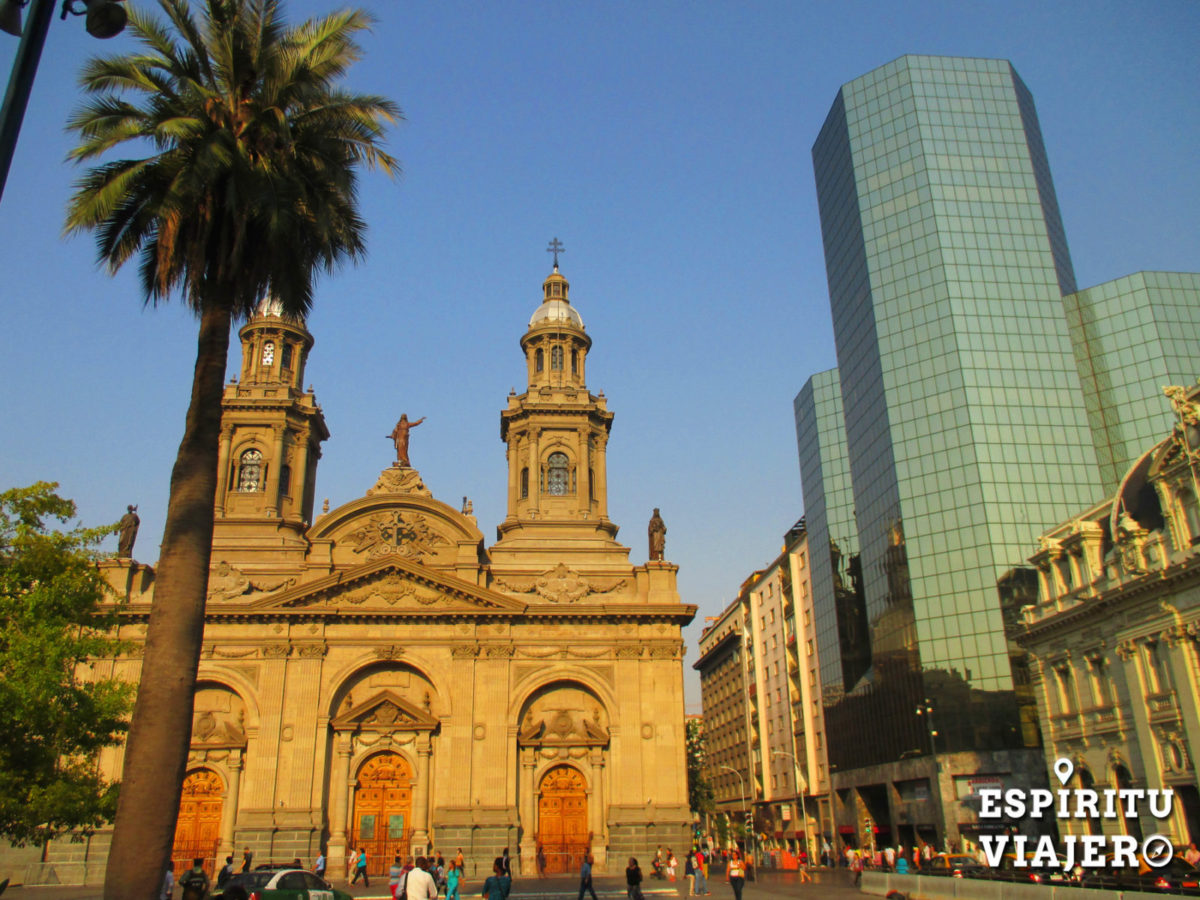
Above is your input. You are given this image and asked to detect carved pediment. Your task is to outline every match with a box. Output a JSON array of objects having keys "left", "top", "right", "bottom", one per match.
[
  {"left": 332, "top": 689, "right": 438, "bottom": 733},
  {"left": 248, "top": 557, "right": 528, "bottom": 614},
  {"left": 517, "top": 708, "right": 609, "bottom": 748},
  {"left": 495, "top": 563, "right": 628, "bottom": 604},
  {"left": 344, "top": 509, "right": 449, "bottom": 563}
]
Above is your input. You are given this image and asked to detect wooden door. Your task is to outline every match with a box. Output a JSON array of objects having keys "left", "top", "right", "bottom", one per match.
[
  {"left": 537, "top": 766, "right": 589, "bottom": 874},
  {"left": 173, "top": 769, "right": 224, "bottom": 877},
  {"left": 352, "top": 752, "right": 413, "bottom": 876}
]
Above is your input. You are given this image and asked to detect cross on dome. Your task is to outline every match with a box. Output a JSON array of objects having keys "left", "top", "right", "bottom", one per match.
[{"left": 546, "top": 237, "right": 565, "bottom": 269}]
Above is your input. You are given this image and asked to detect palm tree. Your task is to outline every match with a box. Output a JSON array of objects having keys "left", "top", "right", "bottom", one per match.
[{"left": 64, "top": 2, "right": 399, "bottom": 898}]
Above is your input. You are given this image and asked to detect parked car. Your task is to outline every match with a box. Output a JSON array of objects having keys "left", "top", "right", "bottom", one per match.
[
  {"left": 215, "top": 869, "right": 345, "bottom": 900},
  {"left": 924, "top": 853, "right": 985, "bottom": 878}
]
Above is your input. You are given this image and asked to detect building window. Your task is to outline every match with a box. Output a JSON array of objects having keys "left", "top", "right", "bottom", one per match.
[
  {"left": 547, "top": 452, "right": 569, "bottom": 495},
  {"left": 281, "top": 342, "right": 293, "bottom": 369},
  {"left": 520, "top": 467, "right": 529, "bottom": 499},
  {"left": 278, "top": 464, "right": 291, "bottom": 499},
  {"left": 237, "top": 449, "right": 263, "bottom": 492},
  {"left": 535, "top": 348, "right": 544, "bottom": 372},
  {"left": 261, "top": 341, "right": 275, "bottom": 366},
  {"left": 571, "top": 350, "right": 578, "bottom": 374},
  {"left": 551, "top": 346, "right": 564, "bottom": 370},
  {"left": 1053, "top": 661, "right": 1077, "bottom": 713},
  {"left": 589, "top": 468, "right": 595, "bottom": 502}
]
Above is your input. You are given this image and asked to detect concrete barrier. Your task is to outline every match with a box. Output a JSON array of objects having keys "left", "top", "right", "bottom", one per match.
[{"left": 859, "top": 871, "right": 1200, "bottom": 899}]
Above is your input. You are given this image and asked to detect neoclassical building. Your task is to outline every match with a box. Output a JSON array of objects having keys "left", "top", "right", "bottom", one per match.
[
  {"left": 1018, "top": 382, "right": 1200, "bottom": 844},
  {"left": 15, "top": 264, "right": 695, "bottom": 886}
]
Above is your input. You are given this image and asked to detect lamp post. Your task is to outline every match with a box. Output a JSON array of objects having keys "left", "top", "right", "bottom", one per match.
[
  {"left": 0, "top": 0, "right": 127, "bottom": 204},
  {"left": 717, "top": 765, "right": 755, "bottom": 881},
  {"left": 915, "top": 697, "right": 947, "bottom": 851},
  {"left": 770, "top": 750, "right": 813, "bottom": 868}
]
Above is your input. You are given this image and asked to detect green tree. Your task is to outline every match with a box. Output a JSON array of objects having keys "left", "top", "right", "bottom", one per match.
[
  {"left": 686, "top": 716, "right": 714, "bottom": 818},
  {"left": 63, "top": 3, "right": 399, "bottom": 897},
  {"left": 0, "top": 483, "right": 134, "bottom": 845}
]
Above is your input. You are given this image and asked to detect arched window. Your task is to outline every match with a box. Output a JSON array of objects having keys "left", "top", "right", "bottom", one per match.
[
  {"left": 571, "top": 350, "right": 578, "bottom": 374},
  {"left": 535, "top": 349, "right": 544, "bottom": 372},
  {"left": 551, "top": 346, "right": 564, "bottom": 371},
  {"left": 237, "top": 449, "right": 263, "bottom": 492},
  {"left": 520, "top": 467, "right": 529, "bottom": 499},
  {"left": 547, "top": 452, "right": 569, "bottom": 495},
  {"left": 281, "top": 342, "right": 293, "bottom": 369},
  {"left": 261, "top": 341, "right": 275, "bottom": 366},
  {"left": 278, "top": 464, "right": 291, "bottom": 499}
]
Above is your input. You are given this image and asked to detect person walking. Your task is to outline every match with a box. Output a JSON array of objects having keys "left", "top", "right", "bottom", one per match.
[
  {"left": 483, "top": 858, "right": 511, "bottom": 900},
  {"left": 162, "top": 861, "right": 176, "bottom": 900},
  {"left": 314, "top": 852, "right": 326, "bottom": 881},
  {"left": 445, "top": 859, "right": 462, "bottom": 900},
  {"left": 179, "top": 858, "right": 211, "bottom": 900},
  {"left": 348, "top": 848, "right": 359, "bottom": 882},
  {"left": 726, "top": 850, "right": 745, "bottom": 900},
  {"left": 406, "top": 857, "right": 439, "bottom": 900},
  {"left": 501, "top": 848, "right": 512, "bottom": 878},
  {"left": 666, "top": 849, "right": 677, "bottom": 882},
  {"left": 692, "top": 848, "right": 709, "bottom": 895},
  {"left": 389, "top": 856, "right": 406, "bottom": 900},
  {"left": 626, "top": 857, "right": 643, "bottom": 900},
  {"left": 352, "top": 848, "right": 370, "bottom": 886},
  {"left": 217, "top": 857, "right": 234, "bottom": 889},
  {"left": 577, "top": 852, "right": 599, "bottom": 900},
  {"left": 684, "top": 850, "right": 696, "bottom": 897}
]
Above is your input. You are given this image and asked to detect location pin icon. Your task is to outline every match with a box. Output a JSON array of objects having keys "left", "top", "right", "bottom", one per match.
[{"left": 1054, "top": 758, "right": 1073, "bottom": 785}]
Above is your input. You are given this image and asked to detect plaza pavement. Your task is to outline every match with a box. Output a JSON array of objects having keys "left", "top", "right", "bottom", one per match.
[{"left": 1, "top": 868, "right": 863, "bottom": 900}]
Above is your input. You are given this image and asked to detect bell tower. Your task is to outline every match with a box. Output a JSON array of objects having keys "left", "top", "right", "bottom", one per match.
[
  {"left": 211, "top": 299, "right": 329, "bottom": 562},
  {"left": 490, "top": 261, "right": 631, "bottom": 574}
]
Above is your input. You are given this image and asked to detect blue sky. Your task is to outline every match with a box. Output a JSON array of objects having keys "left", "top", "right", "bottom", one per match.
[{"left": 1, "top": 1, "right": 1197, "bottom": 709}]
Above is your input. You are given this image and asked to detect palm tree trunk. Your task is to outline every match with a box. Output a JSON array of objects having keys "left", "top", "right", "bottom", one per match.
[{"left": 103, "top": 300, "right": 232, "bottom": 900}]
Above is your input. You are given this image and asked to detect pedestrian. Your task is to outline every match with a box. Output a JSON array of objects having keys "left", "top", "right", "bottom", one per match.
[
  {"left": 852, "top": 851, "right": 865, "bottom": 886},
  {"left": 390, "top": 855, "right": 406, "bottom": 900},
  {"left": 348, "top": 848, "right": 359, "bottom": 881},
  {"left": 217, "top": 856, "right": 234, "bottom": 889},
  {"left": 577, "top": 852, "right": 598, "bottom": 900},
  {"left": 536, "top": 845, "right": 547, "bottom": 878},
  {"left": 162, "top": 861, "right": 176, "bottom": 900},
  {"left": 455, "top": 849, "right": 465, "bottom": 872},
  {"left": 446, "top": 859, "right": 462, "bottom": 900},
  {"left": 652, "top": 846, "right": 663, "bottom": 880},
  {"left": 895, "top": 851, "right": 908, "bottom": 876},
  {"left": 684, "top": 849, "right": 696, "bottom": 896},
  {"left": 179, "top": 858, "right": 211, "bottom": 900},
  {"left": 626, "top": 857, "right": 643, "bottom": 900},
  {"left": 501, "top": 848, "right": 512, "bottom": 878},
  {"left": 242, "top": 848, "right": 254, "bottom": 874},
  {"left": 726, "top": 850, "right": 745, "bottom": 900},
  {"left": 883, "top": 846, "right": 895, "bottom": 871},
  {"left": 666, "top": 849, "right": 677, "bottom": 882},
  {"left": 315, "top": 851, "right": 326, "bottom": 881},
  {"left": 482, "top": 858, "right": 511, "bottom": 900},
  {"left": 692, "top": 848, "right": 709, "bottom": 895},
  {"left": 352, "top": 848, "right": 370, "bottom": 886},
  {"left": 406, "top": 856, "right": 439, "bottom": 900}
]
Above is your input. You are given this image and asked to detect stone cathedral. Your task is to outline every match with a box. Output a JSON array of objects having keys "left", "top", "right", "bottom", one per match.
[{"left": 54, "top": 264, "right": 695, "bottom": 884}]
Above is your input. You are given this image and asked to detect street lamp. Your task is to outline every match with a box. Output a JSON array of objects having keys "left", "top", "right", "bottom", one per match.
[
  {"left": 717, "top": 765, "right": 755, "bottom": 880},
  {"left": 915, "top": 697, "right": 947, "bottom": 851},
  {"left": 770, "top": 750, "right": 814, "bottom": 867},
  {"left": 0, "top": 0, "right": 127, "bottom": 203}
]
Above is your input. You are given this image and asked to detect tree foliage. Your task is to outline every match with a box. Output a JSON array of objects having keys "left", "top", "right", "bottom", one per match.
[
  {"left": 686, "top": 716, "right": 714, "bottom": 817},
  {"left": 0, "top": 483, "right": 134, "bottom": 844}
]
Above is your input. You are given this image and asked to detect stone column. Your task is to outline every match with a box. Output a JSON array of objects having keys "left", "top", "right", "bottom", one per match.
[
  {"left": 593, "top": 435, "right": 608, "bottom": 517},
  {"left": 1116, "top": 639, "right": 1169, "bottom": 840},
  {"left": 215, "top": 426, "right": 234, "bottom": 515},
  {"left": 518, "top": 750, "right": 537, "bottom": 872},
  {"left": 327, "top": 733, "right": 354, "bottom": 873},
  {"left": 218, "top": 749, "right": 244, "bottom": 857},
  {"left": 411, "top": 734, "right": 433, "bottom": 853},
  {"left": 590, "top": 749, "right": 607, "bottom": 868},
  {"left": 266, "top": 424, "right": 285, "bottom": 516}
]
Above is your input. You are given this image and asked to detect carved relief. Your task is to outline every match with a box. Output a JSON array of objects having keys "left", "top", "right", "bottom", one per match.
[
  {"left": 367, "top": 467, "right": 433, "bottom": 497},
  {"left": 336, "top": 572, "right": 444, "bottom": 607},
  {"left": 374, "top": 645, "right": 405, "bottom": 659},
  {"left": 191, "top": 686, "right": 247, "bottom": 747},
  {"left": 517, "top": 684, "right": 609, "bottom": 749},
  {"left": 451, "top": 644, "right": 480, "bottom": 658},
  {"left": 207, "top": 560, "right": 296, "bottom": 601},
  {"left": 263, "top": 644, "right": 290, "bottom": 658},
  {"left": 345, "top": 511, "right": 448, "bottom": 562},
  {"left": 496, "top": 563, "right": 627, "bottom": 604},
  {"left": 294, "top": 643, "right": 327, "bottom": 659}
]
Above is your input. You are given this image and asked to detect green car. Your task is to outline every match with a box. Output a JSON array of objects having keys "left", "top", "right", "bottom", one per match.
[{"left": 216, "top": 869, "right": 348, "bottom": 900}]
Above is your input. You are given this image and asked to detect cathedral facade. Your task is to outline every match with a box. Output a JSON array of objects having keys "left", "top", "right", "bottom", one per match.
[{"left": 19, "top": 265, "right": 694, "bottom": 886}]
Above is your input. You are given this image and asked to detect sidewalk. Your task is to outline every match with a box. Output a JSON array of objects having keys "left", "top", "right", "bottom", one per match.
[{"left": 2, "top": 868, "right": 863, "bottom": 900}]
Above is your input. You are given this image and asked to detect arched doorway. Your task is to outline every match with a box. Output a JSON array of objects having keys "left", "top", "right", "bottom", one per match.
[
  {"left": 173, "top": 769, "right": 224, "bottom": 877},
  {"left": 537, "top": 765, "right": 589, "bottom": 874},
  {"left": 352, "top": 752, "right": 413, "bottom": 876}
]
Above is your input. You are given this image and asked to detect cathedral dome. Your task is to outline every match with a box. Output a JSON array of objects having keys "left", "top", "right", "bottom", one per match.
[{"left": 528, "top": 299, "right": 584, "bottom": 329}]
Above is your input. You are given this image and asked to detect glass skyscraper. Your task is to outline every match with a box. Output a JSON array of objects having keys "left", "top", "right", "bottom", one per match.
[
  {"left": 1064, "top": 271, "right": 1200, "bottom": 493},
  {"left": 806, "top": 54, "right": 1108, "bottom": 845}
]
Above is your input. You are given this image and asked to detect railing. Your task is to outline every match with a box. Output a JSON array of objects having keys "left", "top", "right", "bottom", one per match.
[
  {"left": 356, "top": 832, "right": 413, "bottom": 877},
  {"left": 172, "top": 839, "right": 220, "bottom": 880}
]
